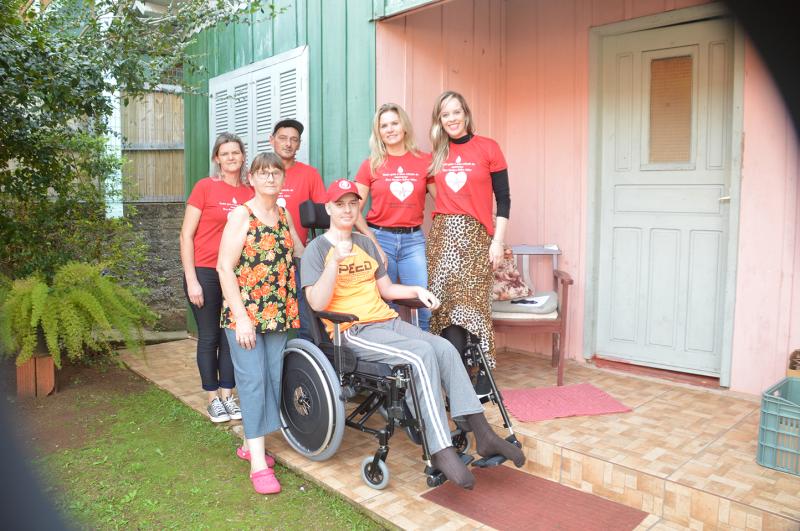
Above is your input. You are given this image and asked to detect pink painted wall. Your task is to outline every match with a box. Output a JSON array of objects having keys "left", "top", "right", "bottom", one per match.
[
  {"left": 376, "top": 0, "right": 800, "bottom": 394},
  {"left": 731, "top": 44, "right": 800, "bottom": 393}
]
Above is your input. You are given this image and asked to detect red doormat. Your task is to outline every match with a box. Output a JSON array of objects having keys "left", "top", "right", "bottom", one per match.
[
  {"left": 421, "top": 466, "right": 647, "bottom": 531},
  {"left": 501, "top": 383, "right": 631, "bottom": 422}
]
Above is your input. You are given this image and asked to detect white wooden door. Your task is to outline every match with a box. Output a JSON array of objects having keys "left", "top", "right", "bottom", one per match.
[{"left": 595, "top": 18, "right": 733, "bottom": 376}]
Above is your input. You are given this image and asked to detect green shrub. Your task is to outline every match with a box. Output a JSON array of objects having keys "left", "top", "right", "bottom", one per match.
[{"left": 0, "top": 262, "right": 157, "bottom": 368}]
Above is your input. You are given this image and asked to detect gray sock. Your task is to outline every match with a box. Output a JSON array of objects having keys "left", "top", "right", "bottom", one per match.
[
  {"left": 431, "top": 447, "right": 475, "bottom": 489},
  {"left": 466, "top": 412, "right": 525, "bottom": 467}
]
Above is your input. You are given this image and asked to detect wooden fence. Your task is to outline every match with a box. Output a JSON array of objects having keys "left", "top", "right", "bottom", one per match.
[{"left": 121, "top": 89, "right": 185, "bottom": 202}]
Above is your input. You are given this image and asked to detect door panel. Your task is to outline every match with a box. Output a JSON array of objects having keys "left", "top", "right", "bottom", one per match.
[{"left": 596, "top": 18, "right": 733, "bottom": 376}]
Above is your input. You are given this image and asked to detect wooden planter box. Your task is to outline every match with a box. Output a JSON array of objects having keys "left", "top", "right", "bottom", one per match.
[{"left": 17, "top": 356, "right": 56, "bottom": 398}]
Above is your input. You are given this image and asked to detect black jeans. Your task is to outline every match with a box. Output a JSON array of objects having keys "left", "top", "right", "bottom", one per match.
[{"left": 183, "top": 267, "right": 234, "bottom": 391}]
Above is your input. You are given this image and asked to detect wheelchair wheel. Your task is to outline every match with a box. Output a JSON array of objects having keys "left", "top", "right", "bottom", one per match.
[
  {"left": 280, "top": 338, "right": 345, "bottom": 461},
  {"left": 452, "top": 429, "right": 472, "bottom": 455},
  {"left": 360, "top": 456, "right": 390, "bottom": 490}
]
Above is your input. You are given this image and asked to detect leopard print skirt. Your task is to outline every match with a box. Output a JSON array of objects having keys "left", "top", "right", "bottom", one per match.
[{"left": 427, "top": 214, "right": 495, "bottom": 368}]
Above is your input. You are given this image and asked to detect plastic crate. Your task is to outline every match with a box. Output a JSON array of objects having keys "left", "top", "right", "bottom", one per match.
[{"left": 757, "top": 377, "right": 800, "bottom": 476}]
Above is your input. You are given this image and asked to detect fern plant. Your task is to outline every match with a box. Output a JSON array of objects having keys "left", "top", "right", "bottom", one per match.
[{"left": 0, "top": 262, "right": 157, "bottom": 368}]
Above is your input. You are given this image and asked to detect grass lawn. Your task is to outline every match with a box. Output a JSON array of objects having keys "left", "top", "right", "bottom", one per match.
[{"left": 15, "top": 364, "right": 384, "bottom": 530}]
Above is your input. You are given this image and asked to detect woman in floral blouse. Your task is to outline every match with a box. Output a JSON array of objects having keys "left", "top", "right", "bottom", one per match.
[{"left": 217, "top": 152, "right": 304, "bottom": 495}]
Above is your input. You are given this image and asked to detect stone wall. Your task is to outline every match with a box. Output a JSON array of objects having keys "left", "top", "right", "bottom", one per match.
[{"left": 125, "top": 202, "right": 186, "bottom": 331}]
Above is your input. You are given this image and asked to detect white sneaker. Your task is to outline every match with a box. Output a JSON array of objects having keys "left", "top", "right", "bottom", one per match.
[
  {"left": 207, "top": 397, "right": 231, "bottom": 423},
  {"left": 222, "top": 396, "right": 242, "bottom": 420}
]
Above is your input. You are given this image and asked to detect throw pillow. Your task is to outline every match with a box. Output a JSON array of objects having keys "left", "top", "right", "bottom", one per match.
[{"left": 492, "top": 248, "right": 533, "bottom": 301}]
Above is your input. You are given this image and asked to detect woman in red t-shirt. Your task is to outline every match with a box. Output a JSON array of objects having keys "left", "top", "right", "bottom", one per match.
[
  {"left": 355, "top": 103, "right": 435, "bottom": 330},
  {"left": 426, "top": 91, "right": 511, "bottom": 378},
  {"left": 180, "top": 133, "right": 254, "bottom": 423}
]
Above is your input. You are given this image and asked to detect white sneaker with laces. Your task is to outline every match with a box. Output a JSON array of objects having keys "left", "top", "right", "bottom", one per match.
[{"left": 222, "top": 396, "right": 242, "bottom": 420}]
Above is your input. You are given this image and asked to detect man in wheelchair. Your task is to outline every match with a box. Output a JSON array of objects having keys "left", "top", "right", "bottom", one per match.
[{"left": 301, "top": 179, "right": 525, "bottom": 489}]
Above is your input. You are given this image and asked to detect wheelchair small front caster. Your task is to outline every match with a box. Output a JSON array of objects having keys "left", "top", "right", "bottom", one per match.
[
  {"left": 360, "top": 456, "right": 390, "bottom": 490},
  {"left": 451, "top": 428, "right": 472, "bottom": 455},
  {"left": 426, "top": 471, "right": 446, "bottom": 488}
]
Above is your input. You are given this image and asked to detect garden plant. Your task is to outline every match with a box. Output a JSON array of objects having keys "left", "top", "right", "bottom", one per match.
[{"left": 0, "top": 262, "right": 157, "bottom": 368}]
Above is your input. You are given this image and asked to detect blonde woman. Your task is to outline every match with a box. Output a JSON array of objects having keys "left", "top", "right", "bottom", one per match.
[
  {"left": 180, "top": 133, "right": 253, "bottom": 423},
  {"left": 426, "top": 91, "right": 511, "bottom": 383},
  {"left": 355, "top": 103, "right": 434, "bottom": 329}
]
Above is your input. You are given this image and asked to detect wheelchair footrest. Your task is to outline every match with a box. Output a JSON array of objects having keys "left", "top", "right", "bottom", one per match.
[
  {"left": 424, "top": 453, "right": 474, "bottom": 488},
  {"left": 471, "top": 435, "right": 521, "bottom": 468},
  {"left": 472, "top": 454, "right": 506, "bottom": 468}
]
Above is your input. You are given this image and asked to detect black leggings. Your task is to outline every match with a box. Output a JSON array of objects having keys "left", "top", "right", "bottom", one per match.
[{"left": 183, "top": 267, "right": 234, "bottom": 392}]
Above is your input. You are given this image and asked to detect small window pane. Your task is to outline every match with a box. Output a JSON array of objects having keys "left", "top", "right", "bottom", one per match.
[{"left": 649, "top": 56, "right": 692, "bottom": 163}]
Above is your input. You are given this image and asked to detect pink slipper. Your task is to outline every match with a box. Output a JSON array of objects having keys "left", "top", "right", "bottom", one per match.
[
  {"left": 236, "top": 446, "right": 276, "bottom": 467},
  {"left": 250, "top": 467, "right": 281, "bottom": 494}
]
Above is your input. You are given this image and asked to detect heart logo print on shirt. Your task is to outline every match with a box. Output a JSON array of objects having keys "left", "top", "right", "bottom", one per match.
[
  {"left": 389, "top": 181, "right": 414, "bottom": 202},
  {"left": 445, "top": 155, "right": 467, "bottom": 192},
  {"left": 445, "top": 171, "right": 467, "bottom": 192}
]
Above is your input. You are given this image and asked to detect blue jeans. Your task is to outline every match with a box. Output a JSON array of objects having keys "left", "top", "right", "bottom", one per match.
[
  {"left": 374, "top": 228, "right": 431, "bottom": 331},
  {"left": 225, "top": 329, "right": 287, "bottom": 440}
]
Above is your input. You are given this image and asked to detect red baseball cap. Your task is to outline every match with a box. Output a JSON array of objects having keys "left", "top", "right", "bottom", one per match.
[{"left": 326, "top": 179, "right": 362, "bottom": 202}]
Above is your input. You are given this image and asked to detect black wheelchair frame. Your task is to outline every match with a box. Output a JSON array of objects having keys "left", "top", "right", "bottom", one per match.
[{"left": 279, "top": 200, "right": 519, "bottom": 489}]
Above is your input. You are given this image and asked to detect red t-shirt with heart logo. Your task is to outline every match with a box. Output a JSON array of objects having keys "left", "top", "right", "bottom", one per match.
[
  {"left": 186, "top": 177, "right": 255, "bottom": 267},
  {"left": 354, "top": 151, "right": 433, "bottom": 228},
  {"left": 277, "top": 161, "right": 327, "bottom": 245},
  {"left": 432, "top": 135, "right": 507, "bottom": 236}
]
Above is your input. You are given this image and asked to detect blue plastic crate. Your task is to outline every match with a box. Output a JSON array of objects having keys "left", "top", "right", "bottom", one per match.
[{"left": 757, "top": 377, "right": 800, "bottom": 476}]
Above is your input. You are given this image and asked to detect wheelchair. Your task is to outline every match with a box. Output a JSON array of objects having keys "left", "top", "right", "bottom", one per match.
[{"left": 279, "top": 201, "right": 520, "bottom": 490}]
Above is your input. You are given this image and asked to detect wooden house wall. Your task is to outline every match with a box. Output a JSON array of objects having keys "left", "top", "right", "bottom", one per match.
[
  {"left": 121, "top": 91, "right": 185, "bottom": 202},
  {"left": 183, "top": 0, "right": 376, "bottom": 191},
  {"left": 377, "top": 0, "right": 800, "bottom": 393}
]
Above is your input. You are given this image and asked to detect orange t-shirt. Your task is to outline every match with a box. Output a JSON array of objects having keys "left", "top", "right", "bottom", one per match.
[{"left": 300, "top": 233, "right": 397, "bottom": 337}]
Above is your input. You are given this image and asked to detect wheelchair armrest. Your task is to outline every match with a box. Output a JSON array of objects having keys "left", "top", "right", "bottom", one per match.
[
  {"left": 317, "top": 310, "right": 359, "bottom": 323},
  {"left": 392, "top": 298, "right": 427, "bottom": 309}
]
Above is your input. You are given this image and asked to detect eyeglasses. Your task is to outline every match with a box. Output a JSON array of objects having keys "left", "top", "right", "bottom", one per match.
[{"left": 252, "top": 169, "right": 283, "bottom": 181}]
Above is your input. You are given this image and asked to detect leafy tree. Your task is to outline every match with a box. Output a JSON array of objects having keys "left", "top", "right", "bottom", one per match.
[{"left": 0, "top": 0, "right": 275, "bottom": 280}]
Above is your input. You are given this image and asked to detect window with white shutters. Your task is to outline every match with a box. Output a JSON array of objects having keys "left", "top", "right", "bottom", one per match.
[{"left": 208, "top": 46, "right": 309, "bottom": 166}]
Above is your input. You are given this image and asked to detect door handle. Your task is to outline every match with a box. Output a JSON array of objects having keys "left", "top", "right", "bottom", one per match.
[{"left": 718, "top": 196, "right": 731, "bottom": 202}]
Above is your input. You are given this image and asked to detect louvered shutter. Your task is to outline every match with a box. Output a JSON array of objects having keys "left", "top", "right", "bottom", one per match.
[
  {"left": 232, "top": 81, "right": 251, "bottom": 161},
  {"left": 208, "top": 46, "right": 309, "bottom": 168},
  {"left": 253, "top": 74, "right": 273, "bottom": 156},
  {"left": 209, "top": 85, "right": 232, "bottom": 152}
]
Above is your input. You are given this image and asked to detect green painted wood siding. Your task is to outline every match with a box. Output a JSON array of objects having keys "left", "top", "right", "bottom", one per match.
[
  {"left": 373, "top": 0, "right": 441, "bottom": 19},
  {"left": 184, "top": 0, "right": 376, "bottom": 193}
]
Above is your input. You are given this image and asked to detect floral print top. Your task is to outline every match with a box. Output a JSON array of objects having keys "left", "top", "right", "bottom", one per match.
[{"left": 221, "top": 205, "right": 300, "bottom": 332}]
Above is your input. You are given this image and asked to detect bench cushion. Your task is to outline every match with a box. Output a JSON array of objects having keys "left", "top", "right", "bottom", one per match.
[{"left": 492, "top": 291, "right": 558, "bottom": 315}]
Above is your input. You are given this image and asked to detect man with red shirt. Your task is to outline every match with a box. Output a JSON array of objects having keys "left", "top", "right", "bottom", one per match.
[
  {"left": 269, "top": 119, "right": 327, "bottom": 246},
  {"left": 269, "top": 119, "right": 325, "bottom": 341}
]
